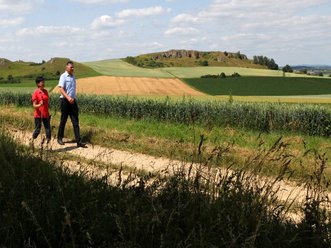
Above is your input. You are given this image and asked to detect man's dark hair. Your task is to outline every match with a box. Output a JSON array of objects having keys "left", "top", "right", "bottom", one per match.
[
  {"left": 67, "top": 61, "right": 74, "bottom": 65},
  {"left": 35, "top": 76, "right": 45, "bottom": 84}
]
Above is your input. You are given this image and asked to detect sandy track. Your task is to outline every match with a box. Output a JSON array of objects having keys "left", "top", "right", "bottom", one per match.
[
  {"left": 74, "top": 76, "right": 205, "bottom": 96},
  {"left": 7, "top": 128, "right": 319, "bottom": 207}
]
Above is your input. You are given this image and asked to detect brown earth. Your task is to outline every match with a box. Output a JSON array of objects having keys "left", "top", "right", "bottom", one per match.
[{"left": 74, "top": 76, "right": 205, "bottom": 96}]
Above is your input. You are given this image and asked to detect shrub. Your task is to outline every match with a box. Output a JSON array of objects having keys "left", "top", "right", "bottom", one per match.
[
  {"left": 198, "top": 60, "right": 209, "bottom": 66},
  {"left": 231, "top": 72, "right": 241, "bottom": 77}
]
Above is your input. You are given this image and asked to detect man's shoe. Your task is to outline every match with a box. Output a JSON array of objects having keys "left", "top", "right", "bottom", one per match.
[
  {"left": 57, "top": 139, "right": 64, "bottom": 145},
  {"left": 77, "top": 142, "right": 87, "bottom": 148}
]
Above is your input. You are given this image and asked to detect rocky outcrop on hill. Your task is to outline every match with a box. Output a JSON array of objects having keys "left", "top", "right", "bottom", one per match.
[
  {"left": 153, "top": 50, "right": 201, "bottom": 59},
  {"left": 0, "top": 58, "right": 11, "bottom": 66},
  {"left": 151, "top": 49, "right": 249, "bottom": 61},
  {"left": 47, "top": 57, "right": 70, "bottom": 64}
]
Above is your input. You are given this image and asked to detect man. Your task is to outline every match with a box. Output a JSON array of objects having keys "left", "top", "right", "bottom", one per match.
[{"left": 57, "top": 61, "right": 86, "bottom": 148}]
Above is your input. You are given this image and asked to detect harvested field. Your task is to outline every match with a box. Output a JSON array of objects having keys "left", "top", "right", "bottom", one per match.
[{"left": 74, "top": 76, "right": 205, "bottom": 96}]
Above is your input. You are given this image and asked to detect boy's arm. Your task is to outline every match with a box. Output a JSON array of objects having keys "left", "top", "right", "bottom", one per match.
[{"left": 32, "top": 99, "right": 43, "bottom": 109}]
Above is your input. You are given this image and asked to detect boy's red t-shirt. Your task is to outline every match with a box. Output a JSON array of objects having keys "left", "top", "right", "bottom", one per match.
[{"left": 32, "top": 88, "right": 50, "bottom": 118}]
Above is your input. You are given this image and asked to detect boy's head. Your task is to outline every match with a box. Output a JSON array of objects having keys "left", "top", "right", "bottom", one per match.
[{"left": 35, "top": 76, "right": 45, "bottom": 87}]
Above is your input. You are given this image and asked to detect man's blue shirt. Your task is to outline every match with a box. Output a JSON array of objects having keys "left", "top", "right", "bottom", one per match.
[{"left": 58, "top": 71, "right": 76, "bottom": 99}]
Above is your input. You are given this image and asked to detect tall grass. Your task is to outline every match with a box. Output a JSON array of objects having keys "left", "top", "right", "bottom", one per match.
[
  {"left": 1, "top": 131, "right": 331, "bottom": 247},
  {"left": 1, "top": 92, "right": 331, "bottom": 137}
]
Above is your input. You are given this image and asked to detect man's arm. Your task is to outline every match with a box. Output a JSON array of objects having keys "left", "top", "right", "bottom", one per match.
[{"left": 59, "top": 86, "right": 74, "bottom": 104}]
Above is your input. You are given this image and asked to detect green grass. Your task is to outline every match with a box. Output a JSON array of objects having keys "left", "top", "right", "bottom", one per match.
[
  {"left": 79, "top": 114, "right": 331, "bottom": 182},
  {"left": 0, "top": 79, "right": 58, "bottom": 93},
  {"left": 84, "top": 59, "right": 326, "bottom": 80},
  {"left": 184, "top": 76, "right": 331, "bottom": 96},
  {"left": 84, "top": 59, "right": 174, "bottom": 78},
  {"left": 84, "top": 59, "right": 282, "bottom": 78},
  {"left": 160, "top": 66, "right": 286, "bottom": 78},
  {"left": 125, "top": 50, "right": 266, "bottom": 69},
  {"left": 2, "top": 92, "right": 331, "bottom": 137},
  {"left": 1, "top": 105, "right": 331, "bottom": 182},
  {"left": 1, "top": 131, "right": 331, "bottom": 247},
  {"left": 0, "top": 57, "right": 101, "bottom": 79}
]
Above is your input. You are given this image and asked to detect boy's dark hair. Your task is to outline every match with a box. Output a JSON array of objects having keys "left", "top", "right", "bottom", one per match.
[{"left": 35, "top": 76, "right": 45, "bottom": 84}]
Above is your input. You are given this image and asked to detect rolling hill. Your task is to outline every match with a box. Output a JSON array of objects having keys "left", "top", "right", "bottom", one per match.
[
  {"left": 84, "top": 59, "right": 305, "bottom": 79},
  {"left": 122, "top": 49, "right": 268, "bottom": 69},
  {"left": 0, "top": 57, "right": 100, "bottom": 79}
]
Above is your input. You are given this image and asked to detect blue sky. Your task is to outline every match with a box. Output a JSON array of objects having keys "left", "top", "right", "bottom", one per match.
[{"left": 0, "top": 0, "right": 330, "bottom": 66}]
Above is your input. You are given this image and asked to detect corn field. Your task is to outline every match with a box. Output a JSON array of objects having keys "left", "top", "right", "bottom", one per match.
[{"left": 1, "top": 91, "right": 331, "bottom": 137}]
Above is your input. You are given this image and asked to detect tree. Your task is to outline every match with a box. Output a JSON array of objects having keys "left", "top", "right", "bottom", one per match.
[
  {"left": 199, "top": 60, "right": 209, "bottom": 66},
  {"left": 253, "top": 55, "right": 279, "bottom": 70},
  {"left": 7, "top": 74, "right": 13, "bottom": 81},
  {"left": 282, "top": 64, "right": 293, "bottom": 73}
]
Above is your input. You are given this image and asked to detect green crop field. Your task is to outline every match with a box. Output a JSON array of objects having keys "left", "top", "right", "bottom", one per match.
[
  {"left": 0, "top": 79, "right": 58, "bottom": 93},
  {"left": 161, "top": 66, "right": 285, "bottom": 78},
  {"left": 184, "top": 76, "right": 331, "bottom": 96},
  {"left": 85, "top": 59, "right": 284, "bottom": 78},
  {"left": 84, "top": 59, "right": 174, "bottom": 78}
]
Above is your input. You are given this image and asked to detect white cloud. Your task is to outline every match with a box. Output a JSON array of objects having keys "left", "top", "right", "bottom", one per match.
[
  {"left": 199, "top": 0, "right": 328, "bottom": 20},
  {"left": 171, "top": 14, "right": 199, "bottom": 24},
  {"left": 164, "top": 27, "right": 199, "bottom": 36},
  {"left": 0, "top": 0, "right": 43, "bottom": 13},
  {"left": 16, "top": 26, "right": 82, "bottom": 36},
  {"left": 0, "top": 17, "right": 24, "bottom": 27},
  {"left": 0, "top": 0, "right": 330, "bottom": 64},
  {"left": 91, "top": 15, "right": 126, "bottom": 29},
  {"left": 71, "top": 0, "right": 129, "bottom": 3},
  {"left": 116, "top": 6, "right": 170, "bottom": 18}
]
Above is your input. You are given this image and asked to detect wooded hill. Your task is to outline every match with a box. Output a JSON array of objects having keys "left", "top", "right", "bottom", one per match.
[{"left": 123, "top": 49, "right": 277, "bottom": 69}]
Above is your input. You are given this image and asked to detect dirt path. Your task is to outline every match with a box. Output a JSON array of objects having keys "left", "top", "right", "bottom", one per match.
[
  {"left": 9, "top": 127, "right": 331, "bottom": 221},
  {"left": 8, "top": 127, "right": 316, "bottom": 206}
]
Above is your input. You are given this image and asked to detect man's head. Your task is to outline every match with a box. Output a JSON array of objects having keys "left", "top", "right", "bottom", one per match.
[
  {"left": 66, "top": 61, "right": 74, "bottom": 75},
  {"left": 35, "top": 76, "right": 45, "bottom": 88}
]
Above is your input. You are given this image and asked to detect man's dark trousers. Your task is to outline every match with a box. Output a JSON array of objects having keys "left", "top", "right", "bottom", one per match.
[{"left": 57, "top": 98, "right": 80, "bottom": 142}]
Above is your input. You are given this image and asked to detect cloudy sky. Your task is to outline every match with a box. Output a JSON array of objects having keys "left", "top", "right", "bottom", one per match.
[{"left": 0, "top": 0, "right": 330, "bottom": 66}]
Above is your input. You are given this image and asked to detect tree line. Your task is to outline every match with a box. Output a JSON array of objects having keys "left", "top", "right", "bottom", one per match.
[{"left": 253, "top": 55, "right": 279, "bottom": 70}]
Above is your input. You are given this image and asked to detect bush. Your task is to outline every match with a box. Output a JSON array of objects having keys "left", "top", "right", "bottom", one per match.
[
  {"left": 198, "top": 60, "right": 209, "bottom": 66},
  {"left": 231, "top": 72, "right": 241, "bottom": 77},
  {"left": 200, "top": 72, "right": 226, "bottom": 78}
]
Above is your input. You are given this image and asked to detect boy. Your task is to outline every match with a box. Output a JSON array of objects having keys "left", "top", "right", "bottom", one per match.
[{"left": 32, "top": 76, "right": 51, "bottom": 143}]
